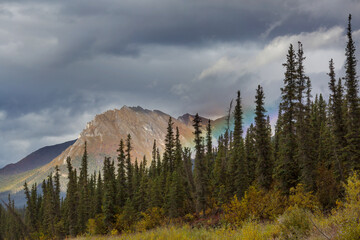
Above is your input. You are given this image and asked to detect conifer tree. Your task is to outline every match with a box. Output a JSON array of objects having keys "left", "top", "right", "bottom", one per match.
[
  {"left": 77, "top": 142, "right": 90, "bottom": 233},
  {"left": 65, "top": 157, "right": 78, "bottom": 236},
  {"left": 193, "top": 114, "right": 207, "bottom": 215},
  {"left": 254, "top": 85, "right": 273, "bottom": 190},
  {"left": 95, "top": 171, "right": 103, "bottom": 215},
  {"left": 278, "top": 44, "right": 300, "bottom": 193},
  {"left": 164, "top": 117, "right": 175, "bottom": 173},
  {"left": 54, "top": 165, "right": 61, "bottom": 221},
  {"left": 103, "top": 157, "right": 117, "bottom": 229},
  {"left": 344, "top": 14, "right": 360, "bottom": 171},
  {"left": 294, "top": 43, "right": 316, "bottom": 191},
  {"left": 168, "top": 169, "right": 186, "bottom": 217},
  {"left": 24, "top": 182, "right": 37, "bottom": 233},
  {"left": 134, "top": 156, "right": 148, "bottom": 212},
  {"left": 230, "top": 91, "right": 248, "bottom": 197},
  {"left": 150, "top": 140, "right": 157, "bottom": 178},
  {"left": 117, "top": 139, "right": 127, "bottom": 208},
  {"left": 328, "top": 60, "right": 347, "bottom": 181},
  {"left": 205, "top": 120, "right": 214, "bottom": 183},
  {"left": 183, "top": 147, "right": 195, "bottom": 200},
  {"left": 126, "top": 134, "right": 133, "bottom": 199},
  {"left": 245, "top": 124, "right": 257, "bottom": 184}
]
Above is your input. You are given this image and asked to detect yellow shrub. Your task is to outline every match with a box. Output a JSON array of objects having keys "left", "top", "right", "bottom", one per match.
[
  {"left": 223, "top": 195, "right": 248, "bottom": 226},
  {"left": 343, "top": 172, "right": 360, "bottom": 215},
  {"left": 111, "top": 228, "right": 119, "bottom": 235},
  {"left": 279, "top": 206, "right": 311, "bottom": 240},
  {"left": 134, "top": 207, "right": 165, "bottom": 232},
  {"left": 184, "top": 213, "right": 195, "bottom": 222},
  {"left": 336, "top": 172, "right": 360, "bottom": 240},
  {"left": 87, "top": 214, "right": 107, "bottom": 235},
  {"left": 223, "top": 185, "right": 287, "bottom": 226},
  {"left": 288, "top": 184, "right": 320, "bottom": 212}
]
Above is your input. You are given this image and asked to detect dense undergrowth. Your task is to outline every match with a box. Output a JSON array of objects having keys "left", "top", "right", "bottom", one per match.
[{"left": 75, "top": 172, "right": 360, "bottom": 240}]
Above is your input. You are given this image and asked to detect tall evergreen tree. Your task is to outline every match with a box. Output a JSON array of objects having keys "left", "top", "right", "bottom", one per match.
[
  {"left": 126, "top": 134, "right": 133, "bottom": 199},
  {"left": 150, "top": 140, "right": 157, "bottom": 178},
  {"left": 344, "top": 14, "right": 360, "bottom": 171},
  {"left": 193, "top": 114, "right": 207, "bottom": 215},
  {"left": 77, "top": 142, "right": 90, "bottom": 233},
  {"left": 230, "top": 90, "right": 248, "bottom": 197},
  {"left": 328, "top": 60, "right": 347, "bottom": 181},
  {"left": 24, "top": 182, "right": 37, "bottom": 233},
  {"left": 65, "top": 157, "right": 78, "bottom": 236},
  {"left": 254, "top": 85, "right": 273, "bottom": 190},
  {"left": 164, "top": 117, "right": 175, "bottom": 173},
  {"left": 54, "top": 165, "right": 61, "bottom": 222},
  {"left": 103, "top": 157, "right": 117, "bottom": 229},
  {"left": 95, "top": 171, "right": 103, "bottom": 215},
  {"left": 278, "top": 44, "right": 300, "bottom": 193},
  {"left": 245, "top": 124, "right": 257, "bottom": 184},
  {"left": 294, "top": 43, "right": 316, "bottom": 191},
  {"left": 117, "top": 139, "right": 127, "bottom": 208}
]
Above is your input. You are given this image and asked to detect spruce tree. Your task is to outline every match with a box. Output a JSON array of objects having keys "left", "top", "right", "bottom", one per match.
[
  {"left": 150, "top": 140, "right": 157, "bottom": 178},
  {"left": 254, "top": 85, "right": 273, "bottom": 190},
  {"left": 294, "top": 43, "right": 316, "bottom": 191},
  {"left": 54, "top": 165, "right": 61, "bottom": 221},
  {"left": 344, "top": 14, "right": 360, "bottom": 171},
  {"left": 117, "top": 139, "right": 127, "bottom": 208},
  {"left": 193, "top": 113, "right": 207, "bottom": 215},
  {"left": 134, "top": 156, "right": 148, "bottom": 212},
  {"left": 77, "top": 142, "right": 90, "bottom": 233},
  {"left": 24, "top": 182, "right": 37, "bottom": 233},
  {"left": 245, "top": 124, "right": 257, "bottom": 184},
  {"left": 95, "top": 171, "right": 103, "bottom": 215},
  {"left": 103, "top": 157, "right": 117, "bottom": 229},
  {"left": 175, "top": 127, "right": 182, "bottom": 168},
  {"left": 230, "top": 91, "right": 248, "bottom": 197},
  {"left": 328, "top": 60, "right": 347, "bottom": 181},
  {"left": 65, "top": 157, "right": 78, "bottom": 236},
  {"left": 278, "top": 44, "right": 300, "bottom": 193},
  {"left": 164, "top": 117, "right": 175, "bottom": 173},
  {"left": 126, "top": 134, "right": 133, "bottom": 199}
]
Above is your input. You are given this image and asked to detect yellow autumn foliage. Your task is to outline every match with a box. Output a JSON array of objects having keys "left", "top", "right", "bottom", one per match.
[{"left": 223, "top": 185, "right": 287, "bottom": 226}]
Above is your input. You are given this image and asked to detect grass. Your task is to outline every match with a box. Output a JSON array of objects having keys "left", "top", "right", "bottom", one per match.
[{"left": 74, "top": 222, "right": 280, "bottom": 240}]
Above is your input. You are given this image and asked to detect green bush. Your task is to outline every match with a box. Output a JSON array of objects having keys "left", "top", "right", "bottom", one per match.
[
  {"left": 87, "top": 214, "right": 107, "bottom": 235},
  {"left": 279, "top": 206, "right": 311, "bottom": 239},
  {"left": 135, "top": 207, "right": 164, "bottom": 232}
]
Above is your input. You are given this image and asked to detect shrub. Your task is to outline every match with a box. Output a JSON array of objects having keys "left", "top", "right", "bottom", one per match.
[
  {"left": 223, "top": 185, "right": 287, "bottom": 226},
  {"left": 288, "top": 184, "right": 320, "bottom": 212},
  {"left": 279, "top": 206, "right": 312, "bottom": 240},
  {"left": 134, "top": 207, "right": 164, "bottom": 232},
  {"left": 87, "top": 214, "right": 107, "bottom": 235},
  {"left": 223, "top": 195, "right": 247, "bottom": 226},
  {"left": 336, "top": 172, "right": 360, "bottom": 240},
  {"left": 114, "top": 200, "right": 138, "bottom": 233}
]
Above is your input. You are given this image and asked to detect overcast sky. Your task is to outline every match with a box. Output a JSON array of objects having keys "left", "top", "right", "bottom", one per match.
[{"left": 0, "top": 0, "right": 359, "bottom": 167}]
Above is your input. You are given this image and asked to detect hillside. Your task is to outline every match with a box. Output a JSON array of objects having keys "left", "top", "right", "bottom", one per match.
[
  {"left": 0, "top": 106, "right": 225, "bottom": 193},
  {"left": 0, "top": 140, "right": 76, "bottom": 176}
]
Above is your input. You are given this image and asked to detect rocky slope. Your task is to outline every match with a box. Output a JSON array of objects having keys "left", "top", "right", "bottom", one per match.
[{"left": 0, "top": 106, "right": 226, "bottom": 193}]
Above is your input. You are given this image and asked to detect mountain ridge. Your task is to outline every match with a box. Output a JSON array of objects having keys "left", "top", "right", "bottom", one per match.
[
  {"left": 0, "top": 106, "right": 227, "bottom": 194},
  {"left": 0, "top": 140, "right": 76, "bottom": 176}
]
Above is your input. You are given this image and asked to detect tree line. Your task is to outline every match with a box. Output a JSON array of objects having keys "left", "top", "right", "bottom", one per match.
[{"left": 0, "top": 14, "right": 359, "bottom": 240}]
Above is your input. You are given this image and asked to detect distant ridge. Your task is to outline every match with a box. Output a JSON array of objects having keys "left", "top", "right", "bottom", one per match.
[
  {"left": 0, "top": 140, "right": 76, "bottom": 175},
  {"left": 0, "top": 106, "right": 227, "bottom": 194}
]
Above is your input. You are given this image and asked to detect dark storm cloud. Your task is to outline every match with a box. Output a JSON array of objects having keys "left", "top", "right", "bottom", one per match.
[{"left": 0, "top": 0, "right": 359, "bottom": 167}]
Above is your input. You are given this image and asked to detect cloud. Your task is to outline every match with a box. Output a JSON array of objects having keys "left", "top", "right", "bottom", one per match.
[{"left": 0, "top": 0, "right": 360, "bottom": 167}]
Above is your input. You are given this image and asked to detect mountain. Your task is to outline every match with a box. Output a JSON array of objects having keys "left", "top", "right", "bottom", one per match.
[
  {"left": 0, "top": 140, "right": 76, "bottom": 176},
  {"left": 0, "top": 106, "right": 226, "bottom": 194}
]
